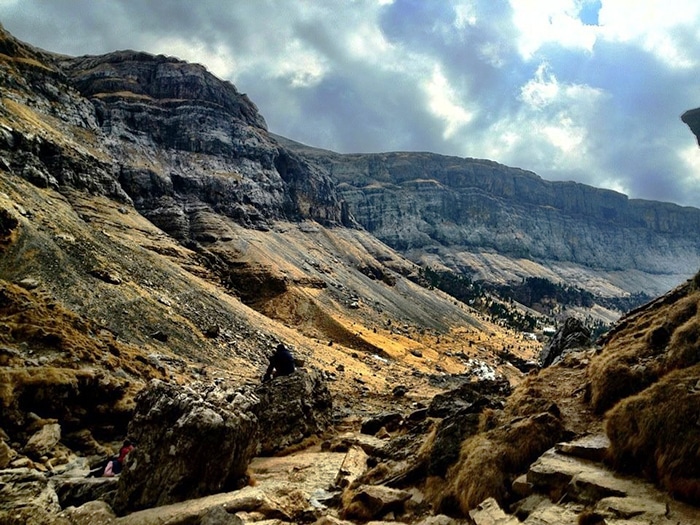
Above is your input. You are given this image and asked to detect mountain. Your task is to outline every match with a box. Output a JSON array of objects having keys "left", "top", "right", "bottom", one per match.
[
  {"left": 277, "top": 136, "right": 700, "bottom": 300},
  {"left": 0, "top": 23, "right": 533, "bottom": 420}
]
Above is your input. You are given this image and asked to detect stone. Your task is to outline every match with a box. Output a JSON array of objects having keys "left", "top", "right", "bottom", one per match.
[
  {"left": 342, "top": 485, "right": 412, "bottom": 521},
  {"left": 112, "top": 380, "right": 259, "bottom": 514},
  {"left": 0, "top": 468, "right": 65, "bottom": 525},
  {"left": 555, "top": 433, "right": 610, "bottom": 462},
  {"left": 198, "top": 506, "right": 245, "bottom": 525},
  {"left": 361, "top": 412, "right": 403, "bottom": 435},
  {"left": 521, "top": 500, "right": 582, "bottom": 524},
  {"left": 325, "top": 432, "right": 388, "bottom": 458},
  {"left": 60, "top": 500, "right": 117, "bottom": 525},
  {"left": 427, "top": 378, "right": 510, "bottom": 418},
  {"left": 254, "top": 369, "right": 333, "bottom": 455},
  {"left": 526, "top": 449, "right": 659, "bottom": 506},
  {"left": 54, "top": 476, "right": 119, "bottom": 509},
  {"left": 17, "top": 277, "right": 41, "bottom": 290},
  {"left": 468, "top": 497, "right": 520, "bottom": 525},
  {"left": 112, "top": 486, "right": 287, "bottom": 525},
  {"left": 392, "top": 385, "right": 407, "bottom": 397},
  {"left": 0, "top": 439, "right": 16, "bottom": 468},
  {"left": 413, "top": 515, "right": 457, "bottom": 525},
  {"left": 595, "top": 496, "right": 667, "bottom": 521},
  {"left": 407, "top": 407, "right": 429, "bottom": 422},
  {"left": 313, "top": 516, "right": 354, "bottom": 525},
  {"left": 335, "top": 445, "right": 369, "bottom": 489},
  {"left": 511, "top": 474, "right": 533, "bottom": 499},
  {"left": 510, "top": 494, "right": 549, "bottom": 521},
  {"left": 24, "top": 422, "right": 61, "bottom": 458},
  {"left": 538, "top": 318, "right": 590, "bottom": 367}
]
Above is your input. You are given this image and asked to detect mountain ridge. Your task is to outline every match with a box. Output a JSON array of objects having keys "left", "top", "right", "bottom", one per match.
[{"left": 2, "top": 21, "right": 698, "bottom": 307}]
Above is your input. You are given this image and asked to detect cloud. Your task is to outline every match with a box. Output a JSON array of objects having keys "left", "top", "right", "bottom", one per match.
[{"left": 1, "top": 0, "right": 700, "bottom": 207}]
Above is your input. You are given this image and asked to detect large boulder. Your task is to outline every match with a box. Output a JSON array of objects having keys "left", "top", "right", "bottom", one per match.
[
  {"left": 426, "top": 378, "right": 511, "bottom": 478},
  {"left": 254, "top": 369, "right": 333, "bottom": 455},
  {"left": 539, "top": 317, "right": 590, "bottom": 367},
  {"left": 112, "top": 380, "right": 259, "bottom": 514},
  {"left": 23, "top": 422, "right": 61, "bottom": 459},
  {"left": 341, "top": 484, "right": 412, "bottom": 521},
  {"left": 0, "top": 468, "right": 67, "bottom": 525},
  {"left": 427, "top": 377, "right": 511, "bottom": 419}
]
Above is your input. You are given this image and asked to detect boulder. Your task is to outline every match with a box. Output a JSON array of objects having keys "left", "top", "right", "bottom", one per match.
[
  {"left": 555, "top": 434, "right": 609, "bottom": 462},
  {"left": 60, "top": 500, "right": 117, "bottom": 525},
  {"left": 427, "top": 378, "right": 510, "bottom": 419},
  {"left": 111, "top": 486, "right": 287, "bottom": 525},
  {"left": 24, "top": 422, "right": 61, "bottom": 458},
  {"left": 342, "top": 484, "right": 412, "bottom": 521},
  {"left": 539, "top": 318, "right": 590, "bottom": 367},
  {"left": 255, "top": 369, "right": 333, "bottom": 455},
  {"left": 361, "top": 412, "right": 403, "bottom": 436},
  {"left": 468, "top": 498, "right": 520, "bottom": 525},
  {"left": 0, "top": 468, "right": 66, "bottom": 525},
  {"left": 53, "top": 476, "right": 119, "bottom": 509},
  {"left": 112, "top": 380, "right": 259, "bottom": 514}
]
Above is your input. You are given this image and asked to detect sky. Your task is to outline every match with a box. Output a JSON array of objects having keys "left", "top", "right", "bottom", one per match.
[{"left": 2, "top": 0, "right": 700, "bottom": 208}]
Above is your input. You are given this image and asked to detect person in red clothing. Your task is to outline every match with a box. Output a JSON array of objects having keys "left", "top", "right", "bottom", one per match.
[
  {"left": 116, "top": 440, "right": 134, "bottom": 469},
  {"left": 103, "top": 439, "right": 134, "bottom": 476}
]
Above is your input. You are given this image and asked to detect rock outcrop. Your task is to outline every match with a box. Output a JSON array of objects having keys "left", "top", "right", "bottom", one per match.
[
  {"left": 113, "top": 380, "right": 259, "bottom": 514},
  {"left": 255, "top": 369, "right": 333, "bottom": 455},
  {"left": 538, "top": 317, "right": 591, "bottom": 367},
  {"left": 0, "top": 468, "right": 64, "bottom": 525}
]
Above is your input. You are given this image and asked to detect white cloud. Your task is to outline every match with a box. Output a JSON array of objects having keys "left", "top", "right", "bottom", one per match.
[
  {"left": 520, "top": 63, "right": 561, "bottom": 108},
  {"left": 509, "top": 0, "right": 598, "bottom": 59},
  {"left": 424, "top": 65, "right": 474, "bottom": 139},
  {"left": 598, "top": 0, "right": 700, "bottom": 68},
  {"left": 274, "top": 41, "right": 328, "bottom": 88},
  {"left": 454, "top": 2, "right": 478, "bottom": 29},
  {"left": 679, "top": 144, "right": 700, "bottom": 180},
  {"left": 148, "top": 37, "right": 237, "bottom": 80}
]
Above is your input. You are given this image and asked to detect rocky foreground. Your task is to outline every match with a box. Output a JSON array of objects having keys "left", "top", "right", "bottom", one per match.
[{"left": 2, "top": 284, "right": 700, "bottom": 524}]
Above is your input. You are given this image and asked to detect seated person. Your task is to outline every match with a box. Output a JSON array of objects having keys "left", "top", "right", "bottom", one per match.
[{"left": 262, "top": 343, "right": 296, "bottom": 382}]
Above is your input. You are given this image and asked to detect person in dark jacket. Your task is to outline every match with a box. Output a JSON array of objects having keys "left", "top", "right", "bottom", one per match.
[{"left": 262, "top": 343, "right": 296, "bottom": 382}]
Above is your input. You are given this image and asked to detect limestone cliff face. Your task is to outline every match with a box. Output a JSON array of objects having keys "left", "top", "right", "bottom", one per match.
[
  {"left": 279, "top": 139, "right": 700, "bottom": 282},
  {"left": 0, "top": 27, "right": 348, "bottom": 242}
]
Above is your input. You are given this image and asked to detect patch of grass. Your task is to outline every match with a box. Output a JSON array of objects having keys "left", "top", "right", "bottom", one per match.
[
  {"left": 432, "top": 411, "right": 564, "bottom": 514},
  {"left": 605, "top": 364, "right": 700, "bottom": 504},
  {"left": 588, "top": 287, "right": 700, "bottom": 413}
]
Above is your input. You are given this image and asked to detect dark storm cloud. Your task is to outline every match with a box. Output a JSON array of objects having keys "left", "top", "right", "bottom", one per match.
[{"left": 1, "top": 0, "right": 699, "bottom": 207}]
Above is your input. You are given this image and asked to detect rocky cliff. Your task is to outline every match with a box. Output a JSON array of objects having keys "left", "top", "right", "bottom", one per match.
[
  {"left": 0, "top": 26, "right": 350, "bottom": 241},
  {"left": 278, "top": 137, "right": 700, "bottom": 296}
]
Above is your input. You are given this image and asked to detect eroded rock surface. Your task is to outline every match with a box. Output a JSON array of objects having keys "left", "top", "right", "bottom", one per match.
[
  {"left": 113, "top": 380, "right": 259, "bottom": 514},
  {"left": 538, "top": 317, "right": 590, "bottom": 367},
  {"left": 255, "top": 369, "right": 333, "bottom": 455}
]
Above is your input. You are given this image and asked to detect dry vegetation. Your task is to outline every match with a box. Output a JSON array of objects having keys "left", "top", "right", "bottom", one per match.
[
  {"left": 581, "top": 270, "right": 700, "bottom": 505},
  {"left": 605, "top": 364, "right": 700, "bottom": 503}
]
